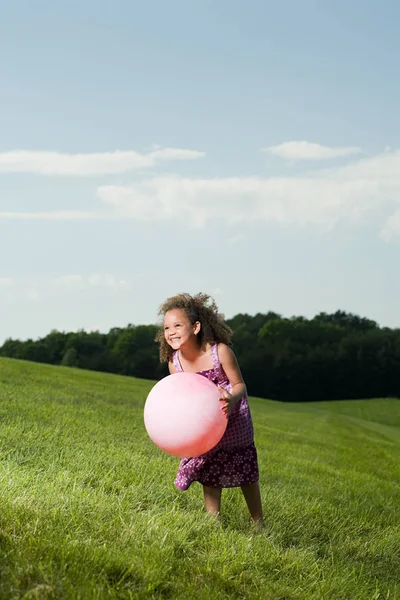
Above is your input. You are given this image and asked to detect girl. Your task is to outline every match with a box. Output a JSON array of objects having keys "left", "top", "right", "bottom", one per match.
[{"left": 156, "top": 292, "right": 264, "bottom": 525}]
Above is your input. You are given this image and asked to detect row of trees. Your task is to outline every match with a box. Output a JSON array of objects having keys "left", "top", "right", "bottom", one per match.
[{"left": 1, "top": 310, "right": 399, "bottom": 401}]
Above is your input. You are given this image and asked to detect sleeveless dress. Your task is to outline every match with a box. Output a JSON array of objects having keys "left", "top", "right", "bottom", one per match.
[{"left": 173, "top": 343, "right": 259, "bottom": 490}]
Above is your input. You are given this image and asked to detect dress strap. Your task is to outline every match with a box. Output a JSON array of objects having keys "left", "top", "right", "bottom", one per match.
[
  {"left": 211, "top": 343, "right": 220, "bottom": 370},
  {"left": 172, "top": 351, "right": 183, "bottom": 372}
]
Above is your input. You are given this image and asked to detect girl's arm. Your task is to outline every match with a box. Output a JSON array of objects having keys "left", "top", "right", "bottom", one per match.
[
  {"left": 168, "top": 360, "right": 177, "bottom": 374},
  {"left": 217, "top": 343, "right": 247, "bottom": 414}
]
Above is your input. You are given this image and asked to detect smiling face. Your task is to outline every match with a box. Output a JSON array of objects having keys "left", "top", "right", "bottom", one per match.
[{"left": 164, "top": 308, "right": 200, "bottom": 350}]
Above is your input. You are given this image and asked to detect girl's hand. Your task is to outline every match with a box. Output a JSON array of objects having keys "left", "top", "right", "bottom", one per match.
[{"left": 218, "top": 386, "right": 233, "bottom": 417}]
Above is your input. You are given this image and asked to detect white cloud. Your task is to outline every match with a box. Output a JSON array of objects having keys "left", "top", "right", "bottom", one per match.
[
  {"left": 0, "top": 147, "right": 204, "bottom": 176},
  {"left": 380, "top": 210, "right": 400, "bottom": 242},
  {"left": 96, "top": 149, "right": 400, "bottom": 235},
  {"left": 53, "top": 275, "right": 84, "bottom": 287},
  {"left": 0, "top": 211, "right": 104, "bottom": 220},
  {"left": 97, "top": 176, "right": 368, "bottom": 229},
  {"left": 27, "top": 289, "right": 41, "bottom": 302},
  {"left": 52, "top": 274, "right": 132, "bottom": 291},
  {"left": 87, "top": 274, "right": 132, "bottom": 290},
  {"left": 0, "top": 275, "right": 134, "bottom": 308},
  {"left": 2, "top": 147, "right": 400, "bottom": 241},
  {"left": 211, "top": 287, "right": 224, "bottom": 296},
  {"left": 230, "top": 233, "right": 247, "bottom": 244},
  {"left": 263, "top": 141, "right": 361, "bottom": 160},
  {"left": 0, "top": 277, "right": 14, "bottom": 286}
]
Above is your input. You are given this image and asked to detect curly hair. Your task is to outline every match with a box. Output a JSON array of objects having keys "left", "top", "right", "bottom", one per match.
[{"left": 155, "top": 292, "right": 233, "bottom": 362}]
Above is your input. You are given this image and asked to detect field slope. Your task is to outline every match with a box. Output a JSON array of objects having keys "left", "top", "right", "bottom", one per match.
[{"left": 0, "top": 357, "right": 399, "bottom": 600}]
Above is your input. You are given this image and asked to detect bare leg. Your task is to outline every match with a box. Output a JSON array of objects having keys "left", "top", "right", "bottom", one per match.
[
  {"left": 241, "top": 482, "right": 265, "bottom": 525},
  {"left": 203, "top": 486, "right": 222, "bottom": 517}
]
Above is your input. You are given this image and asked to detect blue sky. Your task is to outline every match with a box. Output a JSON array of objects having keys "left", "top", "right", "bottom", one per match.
[{"left": 1, "top": 0, "right": 399, "bottom": 343}]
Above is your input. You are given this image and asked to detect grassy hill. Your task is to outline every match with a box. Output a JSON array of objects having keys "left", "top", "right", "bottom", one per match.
[{"left": 0, "top": 357, "right": 399, "bottom": 600}]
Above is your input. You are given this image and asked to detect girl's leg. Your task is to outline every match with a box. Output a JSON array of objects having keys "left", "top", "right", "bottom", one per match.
[
  {"left": 203, "top": 486, "right": 222, "bottom": 517},
  {"left": 241, "top": 482, "right": 264, "bottom": 524}
]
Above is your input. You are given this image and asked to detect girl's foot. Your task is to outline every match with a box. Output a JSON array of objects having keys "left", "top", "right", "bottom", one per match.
[{"left": 251, "top": 518, "right": 267, "bottom": 534}]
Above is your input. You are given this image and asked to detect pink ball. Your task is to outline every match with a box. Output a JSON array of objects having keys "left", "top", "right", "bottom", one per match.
[{"left": 144, "top": 372, "right": 227, "bottom": 458}]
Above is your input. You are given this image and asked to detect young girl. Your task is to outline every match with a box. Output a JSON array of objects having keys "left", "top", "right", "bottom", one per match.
[{"left": 156, "top": 292, "right": 264, "bottom": 525}]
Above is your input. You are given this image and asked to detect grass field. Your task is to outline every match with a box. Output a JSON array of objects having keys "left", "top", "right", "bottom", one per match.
[{"left": 0, "top": 357, "right": 399, "bottom": 600}]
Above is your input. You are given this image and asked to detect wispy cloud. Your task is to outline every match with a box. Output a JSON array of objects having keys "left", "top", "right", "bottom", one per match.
[
  {"left": 52, "top": 274, "right": 132, "bottom": 291},
  {"left": 380, "top": 210, "right": 400, "bottom": 242},
  {"left": 263, "top": 141, "right": 361, "bottom": 160},
  {"left": 0, "top": 211, "right": 104, "bottom": 220},
  {"left": 0, "top": 148, "right": 204, "bottom": 176},
  {"left": 96, "top": 148, "right": 400, "bottom": 236},
  {"left": 0, "top": 277, "right": 15, "bottom": 286},
  {"left": 0, "top": 275, "right": 134, "bottom": 313},
  {"left": 2, "top": 147, "right": 400, "bottom": 241},
  {"left": 87, "top": 274, "right": 132, "bottom": 290},
  {"left": 52, "top": 275, "right": 84, "bottom": 287},
  {"left": 97, "top": 175, "right": 371, "bottom": 229},
  {"left": 26, "top": 288, "right": 41, "bottom": 302},
  {"left": 229, "top": 233, "right": 247, "bottom": 244}
]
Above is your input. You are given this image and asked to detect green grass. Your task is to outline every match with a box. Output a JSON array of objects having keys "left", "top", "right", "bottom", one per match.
[{"left": 0, "top": 357, "right": 399, "bottom": 600}]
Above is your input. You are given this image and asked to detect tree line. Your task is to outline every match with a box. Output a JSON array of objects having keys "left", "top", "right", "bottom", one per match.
[{"left": 1, "top": 310, "right": 399, "bottom": 401}]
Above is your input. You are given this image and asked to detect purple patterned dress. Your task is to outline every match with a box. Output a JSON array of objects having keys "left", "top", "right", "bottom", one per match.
[{"left": 173, "top": 343, "right": 259, "bottom": 490}]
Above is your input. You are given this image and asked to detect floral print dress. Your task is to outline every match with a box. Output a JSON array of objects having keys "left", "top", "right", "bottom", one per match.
[{"left": 173, "top": 343, "right": 260, "bottom": 490}]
